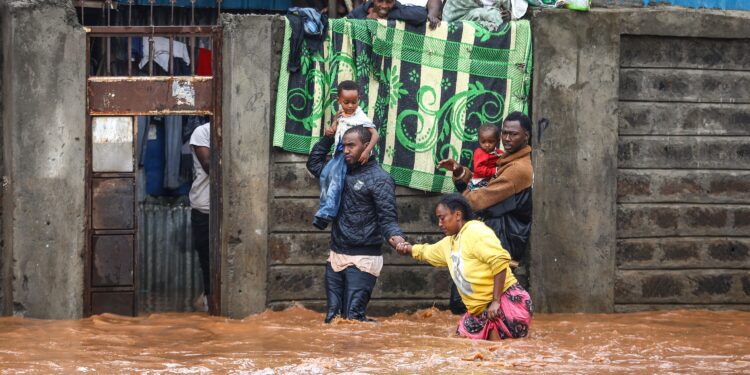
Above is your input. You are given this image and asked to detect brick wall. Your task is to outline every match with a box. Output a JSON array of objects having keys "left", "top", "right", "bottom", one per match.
[{"left": 614, "top": 35, "right": 750, "bottom": 311}]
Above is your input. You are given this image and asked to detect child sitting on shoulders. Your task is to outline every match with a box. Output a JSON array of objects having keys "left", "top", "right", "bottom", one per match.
[
  {"left": 468, "top": 123, "right": 503, "bottom": 190},
  {"left": 313, "top": 80, "right": 380, "bottom": 230}
]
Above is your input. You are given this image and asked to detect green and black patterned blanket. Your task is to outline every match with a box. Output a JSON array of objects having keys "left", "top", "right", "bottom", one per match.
[{"left": 273, "top": 18, "right": 532, "bottom": 193}]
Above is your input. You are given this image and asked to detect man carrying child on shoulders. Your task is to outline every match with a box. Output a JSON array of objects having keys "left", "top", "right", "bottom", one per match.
[{"left": 307, "top": 81, "right": 406, "bottom": 323}]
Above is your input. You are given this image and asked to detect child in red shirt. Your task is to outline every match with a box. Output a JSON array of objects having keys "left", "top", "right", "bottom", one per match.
[{"left": 469, "top": 124, "right": 503, "bottom": 191}]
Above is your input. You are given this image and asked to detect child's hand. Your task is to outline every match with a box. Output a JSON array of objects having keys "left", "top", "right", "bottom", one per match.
[
  {"left": 358, "top": 151, "right": 370, "bottom": 164},
  {"left": 324, "top": 126, "right": 335, "bottom": 138}
]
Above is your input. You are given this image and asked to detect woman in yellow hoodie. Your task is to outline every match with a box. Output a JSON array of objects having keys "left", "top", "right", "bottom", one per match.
[{"left": 395, "top": 194, "right": 533, "bottom": 340}]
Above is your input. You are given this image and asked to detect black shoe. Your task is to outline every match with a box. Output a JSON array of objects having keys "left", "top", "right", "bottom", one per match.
[{"left": 312, "top": 216, "right": 330, "bottom": 230}]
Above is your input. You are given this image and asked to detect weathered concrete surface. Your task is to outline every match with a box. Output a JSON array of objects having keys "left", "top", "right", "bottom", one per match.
[
  {"left": 620, "top": 35, "right": 750, "bottom": 70},
  {"left": 613, "top": 10, "right": 750, "bottom": 311},
  {"left": 530, "top": 9, "right": 621, "bottom": 313},
  {"left": 617, "top": 170, "right": 750, "bottom": 204},
  {"left": 619, "top": 102, "right": 750, "bottom": 136},
  {"left": 616, "top": 270, "right": 750, "bottom": 304},
  {"left": 1, "top": 0, "right": 85, "bottom": 318},
  {"left": 0, "top": 9, "right": 5, "bottom": 315},
  {"left": 617, "top": 238, "right": 750, "bottom": 270},
  {"left": 219, "top": 14, "right": 281, "bottom": 318},
  {"left": 530, "top": 7, "right": 750, "bottom": 313}
]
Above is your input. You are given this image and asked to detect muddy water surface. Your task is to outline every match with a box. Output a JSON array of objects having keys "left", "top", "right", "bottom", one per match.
[{"left": 1, "top": 307, "right": 748, "bottom": 374}]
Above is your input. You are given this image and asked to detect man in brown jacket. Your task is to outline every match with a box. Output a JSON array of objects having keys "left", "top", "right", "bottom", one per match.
[
  {"left": 438, "top": 112, "right": 533, "bottom": 313},
  {"left": 438, "top": 111, "right": 533, "bottom": 261}
]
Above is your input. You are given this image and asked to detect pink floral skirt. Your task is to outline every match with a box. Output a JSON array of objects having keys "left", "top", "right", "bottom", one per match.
[{"left": 456, "top": 284, "right": 533, "bottom": 340}]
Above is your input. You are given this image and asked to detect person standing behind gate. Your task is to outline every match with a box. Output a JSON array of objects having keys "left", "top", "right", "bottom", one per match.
[
  {"left": 189, "top": 122, "right": 211, "bottom": 312},
  {"left": 307, "top": 125, "right": 406, "bottom": 323}
]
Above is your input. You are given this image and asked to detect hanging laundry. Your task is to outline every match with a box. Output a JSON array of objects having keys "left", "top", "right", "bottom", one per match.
[
  {"left": 163, "top": 116, "right": 185, "bottom": 190},
  {"left": 139, "top": 36, "right": 191, "bottom": 73},
  {"left": 197, "top": 48, "right": 212, "bottom": 76},
  {"left": 286, "top": 8, "right": 328, "bottom": 73}
]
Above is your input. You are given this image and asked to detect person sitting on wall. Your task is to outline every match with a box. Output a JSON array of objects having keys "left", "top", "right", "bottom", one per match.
[
  {"left": 348, "top": 0, "right": 435, "bottom": 27},
  {"left": 442, "top": 0, "right": 556, "bottom": 30},
  {"left": 306, "top": 125, "right": 407, "bottom": 323},
  {"left": 395, "top": 194, "right": 533, "bottom": 341}
]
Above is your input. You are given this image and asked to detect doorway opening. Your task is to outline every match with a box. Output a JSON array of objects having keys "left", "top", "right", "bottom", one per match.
[{"left": 84, "top": 26, "right": 222, "bottom": 316}]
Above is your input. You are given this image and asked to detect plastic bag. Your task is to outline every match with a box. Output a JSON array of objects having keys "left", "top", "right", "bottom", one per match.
[{"left": 559, "top": 0, "right": 590, "bottom": 11}]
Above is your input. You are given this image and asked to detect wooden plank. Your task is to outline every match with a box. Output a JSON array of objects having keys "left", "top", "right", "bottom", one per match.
[
  {"left": 617, "top": 237, "right": 750, "bottom": 270},
  {"left": 617, "top": 170, "right": 750, "bottom": 204},
  {"left": 618, "top": 102, "right": 750, "bottom": 136},
  {"left": 269, "top": 232, "right": 445, "bottom": 265},
  {"left": 267, "top": 265, "right": 452, "bottom": 301},
  {"left": 615, "top": 269, "right": 750, "bottom": 304},
  {"left": 618, "top": 136, "right": 750, "bottom": 169},
  {"left": 88, "top": 77, "right": 213, "bottom": 115},
  {"left": 272, "top": 162, "right": 443, "bottom": 198},
  {"left": 616, "top": 203, "right": 750, "bottom": 238},
  {"left": 270, "top": 196, "right": 442, "bottom": 233},
  {"left": 619, "top": 69, "right": 750, "bottom": 103},
  {"left": 620, "top": 35, "right": 750, "bottom": 71}
]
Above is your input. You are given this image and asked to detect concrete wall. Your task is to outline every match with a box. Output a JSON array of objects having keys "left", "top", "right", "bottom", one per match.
[
  {"left": 1, "top": 0, "right": 86, "bottom": 318},
  {"left": 218, "top": 14, "right": 278, "bottom": 318},
  {"left": 0, "top": 6, "right": 5, "bottom": 314},
  {"left": 1, "top": 3, "right": 748, "bottom": 318},
  {"left": 531, "top": 8, "right": 750, "bottom": 313}
]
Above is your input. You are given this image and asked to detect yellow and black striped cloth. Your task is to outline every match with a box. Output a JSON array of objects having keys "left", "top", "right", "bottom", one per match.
[{"left": 273, "top": 18, "right": 532, "bottom": 193}]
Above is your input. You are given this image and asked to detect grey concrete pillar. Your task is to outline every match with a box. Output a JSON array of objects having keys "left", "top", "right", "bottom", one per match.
[
  {"left": 530, "top": 10, "right": 621, "bottom": 313},
  {"left": 1, "top": 0, "right": 86, "bottom": 318},
  {"left": 219, "top": 15, "right": 277, "bottom": 318}
]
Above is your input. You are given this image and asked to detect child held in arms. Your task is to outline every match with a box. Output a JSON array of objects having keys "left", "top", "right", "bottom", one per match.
[
  {"left": 313, "top": 80, "right": 380, "bottom": 230},
  {"left": 468, "top": 123, "right": 503, "bottom": 191}
]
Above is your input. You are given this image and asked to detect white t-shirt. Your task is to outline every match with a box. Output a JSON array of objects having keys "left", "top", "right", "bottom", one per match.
[
  {"left": 189, "top": 123, "right": 210, "bottom": 214},
  {"left": 334, "top": 107, "right": 375, "bottom": 152}
]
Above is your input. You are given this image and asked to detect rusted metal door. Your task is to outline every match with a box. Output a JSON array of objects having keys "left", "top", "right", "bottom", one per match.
[{"left": 84, "top": 20, "right": 222, "bottom": 316}]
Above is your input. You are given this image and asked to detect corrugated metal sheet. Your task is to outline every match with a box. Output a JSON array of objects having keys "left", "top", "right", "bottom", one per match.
[{"left": 137, "top": 202, "right": 204, "bottom": 313}]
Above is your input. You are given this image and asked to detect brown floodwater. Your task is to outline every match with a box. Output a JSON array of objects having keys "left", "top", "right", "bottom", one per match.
[{"left": 0, "top": 307, "right": 748, "bottom": 374}]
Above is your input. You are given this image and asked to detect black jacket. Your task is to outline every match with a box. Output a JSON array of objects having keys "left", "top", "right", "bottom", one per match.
[
  {"left": 348, "top": 0, "right": 427, "bottom": 27},
  {"left": 307, "top": 136, "right": 404, "bottom": 256},
  {"left": 457, "top": 181, "right": 532, "bottom": 261}
]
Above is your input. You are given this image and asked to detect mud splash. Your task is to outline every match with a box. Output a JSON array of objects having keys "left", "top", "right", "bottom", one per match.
[{"left": 0, "top": 307, "right": 748, "bottom": 373}]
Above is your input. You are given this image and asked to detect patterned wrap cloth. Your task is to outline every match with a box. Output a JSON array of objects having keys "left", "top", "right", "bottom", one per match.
[
  {"left": 456, "top": 283, "right": 533, "bottom": 340},
  {"left": 274, "top": 18, "right": 532, "bottom": 193}
]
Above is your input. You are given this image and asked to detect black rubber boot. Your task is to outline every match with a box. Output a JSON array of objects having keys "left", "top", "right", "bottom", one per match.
[
  {"left": 324, "top": 262, "right": 344, "bottom": 323},
  {"left": 342, "top": 267, "right": 377, "bottom": 321}
]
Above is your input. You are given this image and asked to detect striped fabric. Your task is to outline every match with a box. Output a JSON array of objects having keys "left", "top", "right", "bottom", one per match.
[{"left": 273, "top": 18, "right": 532, "bottom": 193}]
